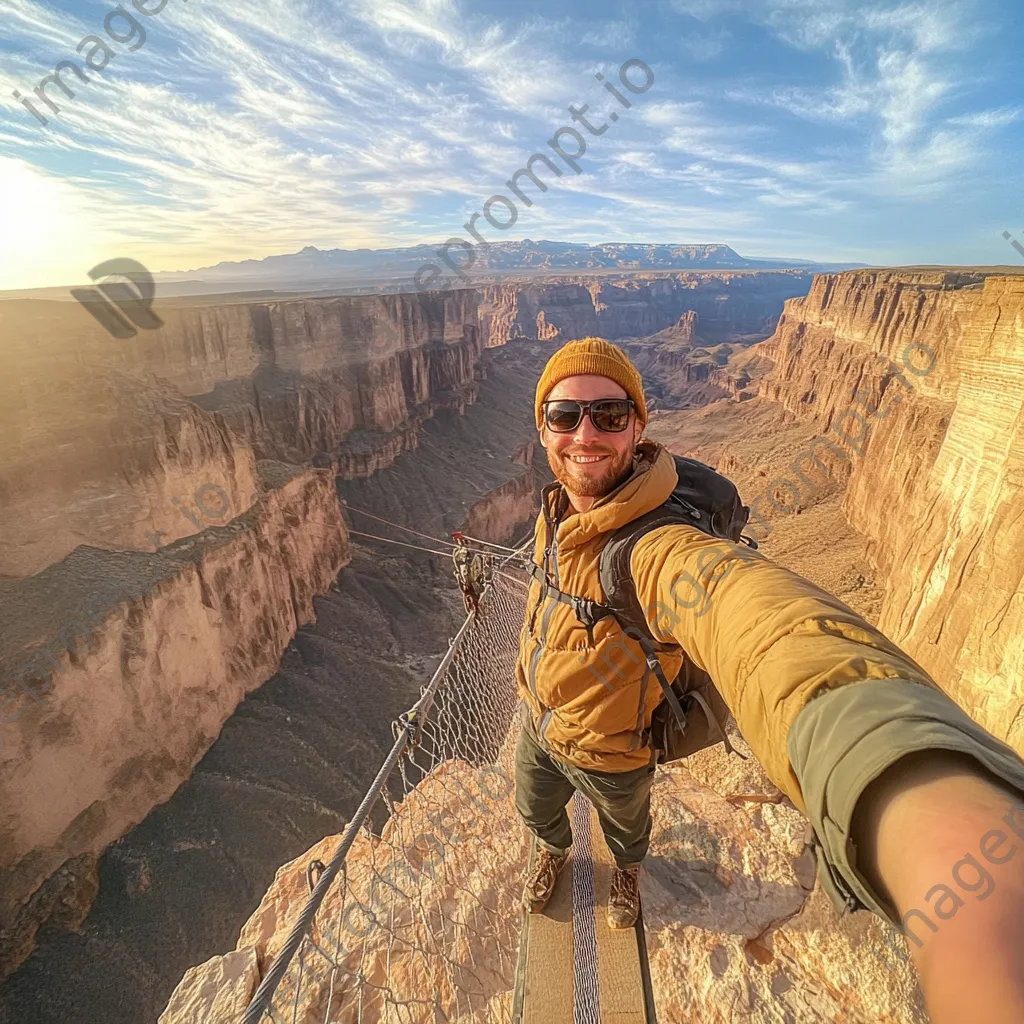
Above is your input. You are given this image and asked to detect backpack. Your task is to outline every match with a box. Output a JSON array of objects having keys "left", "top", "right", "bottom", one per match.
[{"left": 526, "top": 454, "right": 758, "bottom": 763}]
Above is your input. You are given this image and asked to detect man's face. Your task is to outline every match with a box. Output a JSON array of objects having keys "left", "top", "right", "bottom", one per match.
[{"left": 540, "top": 375, "right": 644, "bottom": 500}]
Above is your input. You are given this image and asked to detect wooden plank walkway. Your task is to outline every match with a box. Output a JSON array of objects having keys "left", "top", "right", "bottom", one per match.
[
  {"left": 589, "top": 807, "right": 649, "bottom": 1024},
  {"left": 512, "top": 798, "right": 657, "bottom": 1024}
]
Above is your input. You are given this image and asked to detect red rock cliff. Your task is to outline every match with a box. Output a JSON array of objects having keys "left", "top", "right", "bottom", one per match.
[
  {"left": 0, "top": 291, "right": 481, "bottom": 576},
  {"left": 0, "top": 288, "right": 481, "bottom": 976},
  {"left": 756, "top": 270, "right": 1024, "bottom": 750},
  {"left": 0, "top": 466, "right": 350, "bottom": 977}
]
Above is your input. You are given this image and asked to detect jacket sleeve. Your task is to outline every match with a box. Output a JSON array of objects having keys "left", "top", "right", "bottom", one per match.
[
  {"left": 630, "top": 523, "right": 1024, "bottom": 925},
  {"left": 629, "top": 523, "right": 935, "bottom": 808}
]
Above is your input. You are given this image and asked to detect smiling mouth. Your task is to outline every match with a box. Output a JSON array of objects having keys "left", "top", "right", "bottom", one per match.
[{"left": 566, "top": 453, "right": 610, "bottom": 464}]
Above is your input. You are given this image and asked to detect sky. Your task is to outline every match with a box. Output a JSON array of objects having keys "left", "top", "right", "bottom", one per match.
[{"left": 1, "top": 0, "right": 1023, "bottom": 290}]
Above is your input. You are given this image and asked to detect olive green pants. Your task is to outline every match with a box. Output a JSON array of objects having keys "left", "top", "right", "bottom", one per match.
[{"left": 514, "top": 723, "right": 656, "bottom": 868}]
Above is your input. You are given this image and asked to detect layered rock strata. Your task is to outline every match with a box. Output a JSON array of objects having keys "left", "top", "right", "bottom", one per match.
[
  {"left": 0, "top": 291, "right": 481, "bottom": 576},
  {"left": 0, "top": 337, "right": 551, "bottom": 1024},
  {"left": 154, "top": 267, "right": 1024, "bottom": 1024},
  {"left": 754, "top": 270, "right": 1024, "bottom": 750},
  {"left": 0, "top": 467, "right": 349, "bottom": 979},
  {"left": 0, "top": 288, "right": 482, "bottom": 983},
  {"left": 479, "top": 271, "right": 812, "bottom": 347},
  {"left": 620, "top": 316, "right": 747, "bottom": 411},
  {"left": 458, "top": 447, "right": 539, "bottom": 543},
  {"left": 17, "top": 264, "right": 1020, "bottom": 1024}
]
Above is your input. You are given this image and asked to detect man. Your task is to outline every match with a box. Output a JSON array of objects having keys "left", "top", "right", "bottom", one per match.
[
  {"left": 514, "top": 337, "right": 1024, "bottom": 1023},
  {"left": 454, "top": 536, "right": 493, "bottom": 614},
  {"left": 451, "top": 536, "right": 483, "bottom": 616}
]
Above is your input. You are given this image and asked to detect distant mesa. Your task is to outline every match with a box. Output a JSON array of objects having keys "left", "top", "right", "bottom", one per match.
[{"left": 146, "top": 240, "right": 870, "bottom": 295}]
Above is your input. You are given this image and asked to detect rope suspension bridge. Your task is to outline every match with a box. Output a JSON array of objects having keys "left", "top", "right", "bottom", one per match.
[{"left": 240, "top": 506, "right": 658, "bottom": 1024}]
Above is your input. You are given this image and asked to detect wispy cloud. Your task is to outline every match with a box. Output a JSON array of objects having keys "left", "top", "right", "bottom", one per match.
[
  {"left": 706, "top": 0, "right": 1012, "bottom": 194},
  {"left": 0, "top": 0, "right": 1019, "bottom": 287}
]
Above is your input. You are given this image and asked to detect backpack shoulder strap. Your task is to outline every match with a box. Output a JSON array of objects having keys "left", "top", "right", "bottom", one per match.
[
  {"left": 524, "top": 559, "right": 613, "bottom": 645},
  {"left": 598, "top": 453, "right": 756, "bottom": 644},
  {"left": 597, "top": 504, "right": 702, "bottom": 651},
  {"left": 595, "top": 454, "right": 755, "bottom": 758}
]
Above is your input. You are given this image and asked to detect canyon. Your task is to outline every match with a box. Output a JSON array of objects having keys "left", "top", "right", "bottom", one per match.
[
  {"left": 1, "top": 266, "right": 1022, "bottom": 1023},
  {"left": 1, "top": 269, "right": 798, "bottom": 1021},
  {"left": 0, "top": 284, "right": 511, "bottom": 1019},
  {"left": 754, "top": 270, "right": 1024, "bottom": 751},
  {"left": 478, "top": 270, "right": 812, "bottom": 349}
]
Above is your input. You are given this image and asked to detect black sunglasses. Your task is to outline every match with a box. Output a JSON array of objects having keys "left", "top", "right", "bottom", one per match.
[{"left": 542, "top": 398, "right": 635, "bottom": 433}]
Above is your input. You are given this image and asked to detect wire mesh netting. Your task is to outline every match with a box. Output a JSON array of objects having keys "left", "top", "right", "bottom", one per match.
[{"left": 244, "top": 549, "right": 532, "bottom": 1024}]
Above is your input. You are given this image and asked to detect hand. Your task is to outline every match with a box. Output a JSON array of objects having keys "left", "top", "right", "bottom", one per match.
[{"left": 851, "top": 750, "right": 1024, "bottom": 1024}]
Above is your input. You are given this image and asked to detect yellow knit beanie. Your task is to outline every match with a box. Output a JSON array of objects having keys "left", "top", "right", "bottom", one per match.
[{"left": 534, "top": 337, "right": 647, "bottom": 429}]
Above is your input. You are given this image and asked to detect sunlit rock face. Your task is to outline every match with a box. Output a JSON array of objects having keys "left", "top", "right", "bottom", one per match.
[
  {"left": 757, "top": 270, "right": 1024, "bottom": 752},
  {"left": 478, "top": 271, "right": 813, "bottom": 348},
  {"left": 0, "top": 467, "right": 350, "bottom": 979},
  {"left": 459, "top": 449, "right": 539, "bottom": 544},
  {"left": 10, "top": 266, "right": 1022, "bottom": 1022},
  {"left": 157, "top": 267, "right": 1024, "bottom": 1024}
]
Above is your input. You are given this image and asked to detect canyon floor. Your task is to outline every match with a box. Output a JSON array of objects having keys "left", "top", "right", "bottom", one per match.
[
  {"left": 651, "top": 396, "right": 884, "bottom": 622},
  {"left": 158, "top": 336, "right": 922, "bottom": 1024}
]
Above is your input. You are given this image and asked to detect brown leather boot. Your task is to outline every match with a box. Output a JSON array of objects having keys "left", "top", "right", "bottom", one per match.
[
  {"left": 607, "top": 864, "right": 641, "bottom": 929},
  {"left": 523, "top": 847, "right": 569, "bottom": 913}
]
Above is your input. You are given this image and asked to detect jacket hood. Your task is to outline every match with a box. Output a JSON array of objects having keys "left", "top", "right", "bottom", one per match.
[{"left": 542, "top": 439, "right": 679, "bottom": 551}]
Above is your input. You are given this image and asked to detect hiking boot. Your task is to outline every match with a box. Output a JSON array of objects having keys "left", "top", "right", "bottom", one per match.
[
  {"left": 608, "top": 864, "right": 641, "bottom": 929},
  {"left": 523, "top": 847, "right": 568, "bottom": 913}
]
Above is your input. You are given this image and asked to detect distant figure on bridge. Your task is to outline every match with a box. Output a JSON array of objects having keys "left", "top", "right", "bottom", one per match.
[
  {"left": 516, "top": 337, "right": 1024, "bottom": 1024},
  {"left": 451, "top": 535, "right": 491, "bottom": 616}
]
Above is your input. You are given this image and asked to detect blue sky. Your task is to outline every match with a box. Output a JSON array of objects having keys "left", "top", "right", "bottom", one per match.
[{"left": 1, "top": 0, "right": 1023, "bottom": 289}]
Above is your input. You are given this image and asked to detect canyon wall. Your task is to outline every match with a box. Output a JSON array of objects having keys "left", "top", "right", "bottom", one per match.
[
  {"left": 152, "top": 266, "right": 1024, "bottom": 1024},
  {"left": 755, "top": 269, "right": 1024, "bottom": 750},
  {"left": 457, "top": 441, "right": 539, "bottom": 543},
  {"left": 0, "top": 467, "right": 350, "bottom": 978},
  {"left": 0, "top": 291, "right": 480, "bottom": 576},
  {"left": 2, "top": 291, "right": 478, "bottom": 396},
  {"left": 479, "top": 270, "right": 812, "bottom": 347},
  {"left": 0, "top": 288, "right": 482, "bottom": 978},
  {"left": 0, "top": 337, "right": 552, "bottom": 1024},
  {"left": 13, "top": 266, "right": 1000, "bottom": 1019}
]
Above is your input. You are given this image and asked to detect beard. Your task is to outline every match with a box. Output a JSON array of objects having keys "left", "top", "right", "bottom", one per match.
[{"left": 548, "top": 444, "right": 636, "bottom": 498}]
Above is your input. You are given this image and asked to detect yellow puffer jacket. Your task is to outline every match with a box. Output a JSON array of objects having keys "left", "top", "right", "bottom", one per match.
[{"left": 515, "top": 439, "right": 936, "bottom": 808}]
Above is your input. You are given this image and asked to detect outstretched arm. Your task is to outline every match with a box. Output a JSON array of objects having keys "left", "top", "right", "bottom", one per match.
[
  {"left": 629, "top": 523, "right": 1024, "bottom": 1020},
  {"left": 853, "top": 751, "right": 1024, "bottom": 1024}
]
